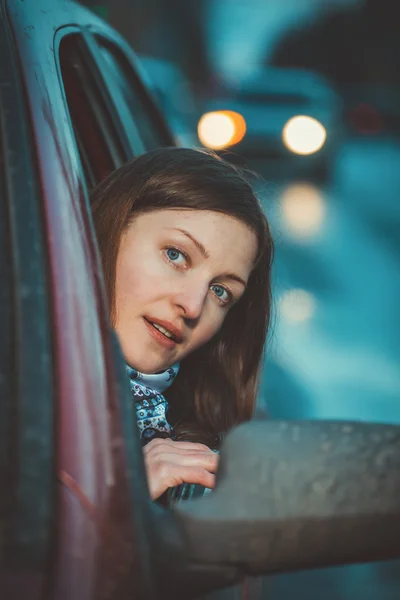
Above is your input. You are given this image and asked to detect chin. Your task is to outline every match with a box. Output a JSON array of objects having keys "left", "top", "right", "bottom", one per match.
[
  {"left": 123, "top": 352, "right": 170, "bottom": 374},
  {"left": 119, "top": 342, "right": 154, "bottom": 374}
]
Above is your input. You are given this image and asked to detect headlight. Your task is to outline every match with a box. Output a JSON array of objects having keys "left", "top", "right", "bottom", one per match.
[
  {"left": 279, "top": 289, "right": 316, "bottom": 323},
  {"left": 282, "top": 115, "right": 326, "bottom": 155},
  {"left": 280, "top": 183, "right": 325, "bottom": 239},
  {"left": 198, "top": 111, "right": 246, "bottom": 150}
]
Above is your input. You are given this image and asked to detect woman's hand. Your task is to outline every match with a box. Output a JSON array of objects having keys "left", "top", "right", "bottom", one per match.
[{"left": 143, "top": 438, "right": 219, "bottom": 500}]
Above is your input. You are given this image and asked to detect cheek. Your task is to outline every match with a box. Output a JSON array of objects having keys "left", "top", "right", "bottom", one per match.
[
  {"left": 115, "top": 250, "right": 161, "bottom": 310},
  {"left": 189, "top": 309, "right": 226, "bottom": 353},
  {"left": 115, "top": 263, "right": 141, "bottom": 311}
]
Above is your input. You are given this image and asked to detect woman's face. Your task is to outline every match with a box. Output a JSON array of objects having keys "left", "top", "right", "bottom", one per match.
[{"left": 114, "top": 209, "right": 258, "bottom": 373}]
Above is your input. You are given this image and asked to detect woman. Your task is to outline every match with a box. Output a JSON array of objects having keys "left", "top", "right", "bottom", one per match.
[{"left": 91, "top": 147, "right": 273, "bottom": 502}]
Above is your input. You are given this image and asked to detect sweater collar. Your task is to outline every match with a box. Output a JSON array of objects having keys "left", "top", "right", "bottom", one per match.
[{"left": 125, "top": 363, "right": 180, "bottom": 393}]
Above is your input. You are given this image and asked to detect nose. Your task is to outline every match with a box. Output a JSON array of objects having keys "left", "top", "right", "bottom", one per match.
[{"left": 173, "top": 277, "right": 209, "bottom": 321}]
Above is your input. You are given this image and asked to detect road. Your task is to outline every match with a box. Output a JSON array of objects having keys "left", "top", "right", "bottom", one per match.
[{"left": 256, "top": 136, "right": 400, "bottom": 599}]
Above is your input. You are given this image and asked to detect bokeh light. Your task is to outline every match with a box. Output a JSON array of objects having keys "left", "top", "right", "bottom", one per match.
[
  {"left": 280, "top": 182, "right": 326, "bottom": 239},
  {"left": 279, "top": 289, "right": 316, "bottom": 323},
  {"left": 282, "top": 115, "right": 327, "bottom": 155},
  {"left": 198, "top": 110, "right": 246, "bottom": 149}
]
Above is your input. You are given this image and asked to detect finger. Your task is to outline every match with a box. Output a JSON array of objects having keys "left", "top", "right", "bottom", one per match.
[
  {"left": 144, "top": 450, "right": 219, "bottom": 473},
  {"left": 151, "top": 463, "right": 216, "bottom": 495},
  {"left": 143, "top": 439, "right": 215, "bottom": 456},
  {"left": 145, "top": 446, "right": 217, "bottom": 462},
  {"left": 173, "top": 465, "right": 216, "bottom": 490}
]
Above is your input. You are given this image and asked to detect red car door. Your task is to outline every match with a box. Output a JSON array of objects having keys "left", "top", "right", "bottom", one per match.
[{"left": 0, "top": 1, "right": 174, "bottom": 598}]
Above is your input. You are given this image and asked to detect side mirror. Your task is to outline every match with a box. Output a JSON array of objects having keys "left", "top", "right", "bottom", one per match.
[{"left": 153, "top": 420, "right": 400, "bottom": 598}]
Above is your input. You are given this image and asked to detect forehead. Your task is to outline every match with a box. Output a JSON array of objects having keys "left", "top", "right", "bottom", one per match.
[{"left": 131, "top": 209, "right": 258, "bottom": 275}]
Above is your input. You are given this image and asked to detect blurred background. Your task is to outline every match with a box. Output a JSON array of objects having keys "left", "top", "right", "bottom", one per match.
[{"left": 83, "top": 1, "right": 400, "bottom": 597}]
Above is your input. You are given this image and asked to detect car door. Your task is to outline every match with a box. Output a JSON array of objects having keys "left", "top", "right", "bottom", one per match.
[
  {"left": 0, "top": 1, "right": 172, "bottom": 599},
  {"left": 0, "top": 6, "right": 54, "bottom": 599}
]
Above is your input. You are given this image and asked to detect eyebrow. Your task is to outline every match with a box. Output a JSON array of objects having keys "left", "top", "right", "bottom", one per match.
[
  {"left": 223, "top": 273, "right": 247, "bottom": 288},
  {"left": 173, "top": 228, "right": 210, "bottom": 259},
  {"left": 171, "top": 228, "right": 247, "bottom": 288}
]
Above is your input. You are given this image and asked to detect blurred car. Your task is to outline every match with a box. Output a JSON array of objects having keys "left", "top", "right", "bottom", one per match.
[
  {"left": 268, "top": 0, "right": 400, "bottom": 140},
  {"left": 1, "top": 1, "right": 400, "bottom": 599},
  {"left": 343, "top": 84, "right": 400, "bottom": 137},
  {"left": 138, "top": 55, "right": 200, "bottom": 148},
  {"left": 199, "top": 67, "right": 343, "bottom": 181}
]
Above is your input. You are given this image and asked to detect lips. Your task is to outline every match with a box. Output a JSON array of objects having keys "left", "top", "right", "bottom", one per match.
[{"left": 144, "top": 317, "right": 183, "bottom": 344}]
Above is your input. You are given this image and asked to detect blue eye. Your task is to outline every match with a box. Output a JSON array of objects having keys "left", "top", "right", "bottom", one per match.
[
  {"left": 210, "top": 284, "right": 231, "bottom": 305},
  {"left": 165, "top": 247, "right": 187, "bottom": 267},
  {"left": 167, "top": 248, "right": 180, "bottom": 261}
]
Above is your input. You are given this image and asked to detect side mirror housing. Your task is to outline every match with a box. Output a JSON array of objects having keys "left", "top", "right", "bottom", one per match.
[{"left": 154, "top": 420, "right": 400, "bottom": 597}]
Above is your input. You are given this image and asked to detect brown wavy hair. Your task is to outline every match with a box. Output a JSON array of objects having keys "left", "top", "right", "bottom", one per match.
[{"left": 91, "top": 147, "right": 273, "bottom": 448}]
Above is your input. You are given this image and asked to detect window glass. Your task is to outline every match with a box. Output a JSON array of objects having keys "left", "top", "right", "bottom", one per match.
[
  {"left": 95, "top": 38, "right": 172, "bottom": 151},
  {"left": 59, "top": 34, "right": 126, "bottom": 188}
]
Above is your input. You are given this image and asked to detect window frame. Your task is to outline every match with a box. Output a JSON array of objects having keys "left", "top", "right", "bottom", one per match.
[
  {"left": 57, "top": 30, "right": 129, "bottom": 187},
  {"left": 83, "top": 26, "right": 175, "bottom": 152}
]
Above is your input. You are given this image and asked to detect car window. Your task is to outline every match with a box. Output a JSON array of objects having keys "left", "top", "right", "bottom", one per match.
[
  {"left": 59, "top": 33, "right": 127, "bottom": 189},
  {"left": 94, "top": 37, "right": 173, "bottom": 151}
]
